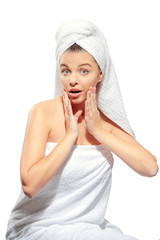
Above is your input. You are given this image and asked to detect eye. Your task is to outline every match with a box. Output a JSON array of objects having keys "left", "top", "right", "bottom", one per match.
[
  {"left": 80, "top": 69, "right": 88, "bottom": 75},
  {"left": 61, "top": 69, "right": 70, "bottom": 75}
]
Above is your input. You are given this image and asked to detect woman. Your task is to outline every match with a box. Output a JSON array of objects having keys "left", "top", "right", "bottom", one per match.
[{"left": 6, "top": 19, "right": 158, "bottom": 240}]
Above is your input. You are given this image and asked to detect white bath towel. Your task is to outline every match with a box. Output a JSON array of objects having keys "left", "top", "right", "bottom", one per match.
[
  {"left": 6, "top": 143, "right": 138, "bottom": 239},
  {"left": 54, "top": 18, "right": 135, "bottom": 137}
]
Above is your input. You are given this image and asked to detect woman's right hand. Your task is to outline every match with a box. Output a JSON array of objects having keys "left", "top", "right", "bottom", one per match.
[{"left": 63, "top": 90, "right": 82, "bottom": 140}]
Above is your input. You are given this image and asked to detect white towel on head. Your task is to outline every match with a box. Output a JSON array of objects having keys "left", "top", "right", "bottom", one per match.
[{"left": 54, "top": 18, "right": 135, "bottom": 138}]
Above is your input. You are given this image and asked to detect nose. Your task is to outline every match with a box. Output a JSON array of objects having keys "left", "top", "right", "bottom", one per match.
[{"left": 69, "top": 73, "right": 78, "bottom": 86}]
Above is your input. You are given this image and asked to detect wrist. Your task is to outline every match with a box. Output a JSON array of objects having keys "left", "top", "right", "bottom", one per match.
[
  {"left": 64, "top": 133, "right": 77, "bottom": 144},
  {"left": 93, "top": 125, "right": 103, "bottom": 139}
]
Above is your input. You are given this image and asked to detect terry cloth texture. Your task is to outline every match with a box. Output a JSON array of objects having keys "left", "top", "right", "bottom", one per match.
[{"left": 6, "top": 143, "right": 138, "bottom": 239}]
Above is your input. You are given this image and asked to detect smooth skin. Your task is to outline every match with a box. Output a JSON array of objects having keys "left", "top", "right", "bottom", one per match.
[{"left": 20, "top": 50, "right": 159, "bottom": 198}]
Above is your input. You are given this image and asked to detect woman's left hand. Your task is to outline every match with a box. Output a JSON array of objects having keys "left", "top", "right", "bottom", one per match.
[{"left": 85, "top": 86, "right": 102, "bottom": 136}]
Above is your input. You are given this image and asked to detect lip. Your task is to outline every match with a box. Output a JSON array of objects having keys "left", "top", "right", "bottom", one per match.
[
  {"left": 68, "top": 89, "right": 82, "bottom": 98},
  {"left": 69, "top": 88, "right": 82, "bottom": 93}
]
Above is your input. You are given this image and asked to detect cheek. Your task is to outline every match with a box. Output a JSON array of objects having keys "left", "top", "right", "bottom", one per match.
[
  {"left": 85, "top": 75, "right": 99, "bottom": 87},
  {"left": 60, "top": 77, "right": 67, "bottom": 88}
]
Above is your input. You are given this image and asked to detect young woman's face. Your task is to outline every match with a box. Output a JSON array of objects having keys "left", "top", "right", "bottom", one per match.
[{"left": 59, "top": 50, "right": 102, "bottom": 104}]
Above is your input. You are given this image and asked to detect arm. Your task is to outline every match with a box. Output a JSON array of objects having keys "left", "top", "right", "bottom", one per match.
[
  {"left": 85, "top": 87, "right": 159, "bottom": 177},
  {"left": 21, "top": 93, "right": 82, "bottom": 198},
  {"left": 94, "top": 127, "right": 158, "bottom": 177}
]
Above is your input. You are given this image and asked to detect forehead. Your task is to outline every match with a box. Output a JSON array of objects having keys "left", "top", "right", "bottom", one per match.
[{"left": 59, "top": 50, "right": 96, "bottom": 66}]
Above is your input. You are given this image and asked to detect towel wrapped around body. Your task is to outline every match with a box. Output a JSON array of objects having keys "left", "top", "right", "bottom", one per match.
[{"left": 6, "top": 143, "right": 138, "bottom": 239}]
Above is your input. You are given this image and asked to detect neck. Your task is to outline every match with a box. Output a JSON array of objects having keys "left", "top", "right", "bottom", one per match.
[{"left": 71, "top": 101, "right": 85, "bottom": 118}]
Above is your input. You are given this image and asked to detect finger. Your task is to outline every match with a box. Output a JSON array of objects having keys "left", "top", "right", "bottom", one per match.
[
  {"left": 63, "top": 90, "right": 72, "bottom": 117},
  {"left": 88, "top": 87, "right": 95, "bottom": 112},
  {"left": 63, "top": 91, "right": 69, "bottom": 118},
  {"left": 64, "top": 91, "right": 74, "bottom": 118},
  {"left": 92, "top": 87, "right": 97, "bottom": 109},
  {"left": 90, "top": 87, "right": 96, "bottom": 111},
  {"left": 75, "top": 110, "right": 83, "bottom": 122},
  {"left": 85, "top": 99, "right": 90, "bottom": 118},
  {"left": 66, "top": 95, "right": 73, "bottom": 117},
  {"left": 87, "top": 89, "right": 92, "bottom": 113}
]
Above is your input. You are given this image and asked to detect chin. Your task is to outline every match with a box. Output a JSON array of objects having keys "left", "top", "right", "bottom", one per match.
[{"left": 69, "top": 96, "right": 86, "bottom": 105}]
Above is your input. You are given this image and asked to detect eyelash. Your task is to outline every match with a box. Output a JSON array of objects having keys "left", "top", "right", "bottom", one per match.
[
  {"left": 61, "top": 69, "right": 69, "bottom": 74},
  {"left": 81, "top": 70, "right": 88, "bottom": 74},
  {"left": 61, "top": 69, "right": 89, "bottom": 75}
]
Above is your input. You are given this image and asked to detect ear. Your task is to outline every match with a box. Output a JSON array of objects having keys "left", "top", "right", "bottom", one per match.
[{"left": 98, "top": 71, "right": 103, "bottom": 83}]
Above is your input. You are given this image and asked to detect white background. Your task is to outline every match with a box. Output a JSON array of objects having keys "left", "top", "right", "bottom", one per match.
[{"left": 0, "top": 0, "right": 160, "bottom": 239}]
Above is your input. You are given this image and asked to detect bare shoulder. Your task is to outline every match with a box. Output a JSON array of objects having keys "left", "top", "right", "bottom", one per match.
[
  {"left": 27, "top": 96, "right": 63, "bottom": 135},
  {"left": 27, "top": 96, "right": 65, "bottom": 143},
  {"left": 21, "top": 96, "right": 63, "bottom": 156},
  {"left": 29, "top": 96, "right": 62, "bottom": 114}
]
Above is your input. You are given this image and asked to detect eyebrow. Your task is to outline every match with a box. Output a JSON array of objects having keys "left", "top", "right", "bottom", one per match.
[{"left": 60, "top": 63, "right": 92, "bottom": 68}]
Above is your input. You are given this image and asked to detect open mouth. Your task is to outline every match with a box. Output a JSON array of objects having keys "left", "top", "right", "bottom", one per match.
[
  {"left": 69, "top": 89, "right": 82, "bottom": 98},
  {"left": 70, "top": 90, "right": 82, "bottom": 93}
]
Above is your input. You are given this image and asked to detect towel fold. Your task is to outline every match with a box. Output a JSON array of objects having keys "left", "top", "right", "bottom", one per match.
[{"left": 6, "top": 143, "right": 138, "bottom": 239}]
